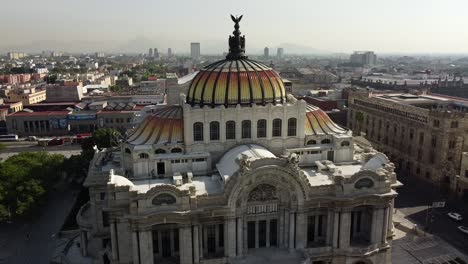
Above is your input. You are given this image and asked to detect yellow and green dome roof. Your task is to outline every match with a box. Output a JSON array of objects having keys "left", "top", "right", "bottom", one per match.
[
  {"left": 186, "top": 15, "right": 286, "bottom": 107},
  {"left": 186, "top": 59, "right": 285, "bottom": 106}
]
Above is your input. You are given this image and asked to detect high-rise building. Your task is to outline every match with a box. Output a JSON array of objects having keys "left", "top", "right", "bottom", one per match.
[
  {"left": 350, "top": 51, "right": 377, "bottom": 66},
  {"left": 148, "top": 48, "right": 153, "bottom": 57},
  {"left": 154, "top": 48, "right": 160, "bottom": 59},
  {"left": 7, "top": 52, "right": 26, "bottom": 60},
  {"left": 277, "top": 47, "right": 284, "bottom": 58},
  {"left": 95, "top": 52, "right": 105, "bottom": 58},
  {"left": 264, "top": 47, "right": 269, "bottom": 58},
  {"left": 168, "top": 48, "right": 173, "bottom": 57},
  {"left": 191, "top": 42, "right": 201, "bottom": 60}
]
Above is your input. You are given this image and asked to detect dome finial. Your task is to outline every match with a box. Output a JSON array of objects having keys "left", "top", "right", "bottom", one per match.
[{"left": 227, "top": 14, "right": 247, "bottom": 60}]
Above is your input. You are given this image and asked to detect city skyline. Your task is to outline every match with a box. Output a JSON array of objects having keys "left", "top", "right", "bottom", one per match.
[{"left": 2, "top": 0, "right": 468, "bottom": 54}]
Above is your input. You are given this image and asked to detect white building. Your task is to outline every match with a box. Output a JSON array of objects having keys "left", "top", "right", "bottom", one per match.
[
  {"left": 350, "top": 51, "right": 377, "bottom": 66},
  {"left": 76, "top": 17, "right": 399, "bottom": 264}
]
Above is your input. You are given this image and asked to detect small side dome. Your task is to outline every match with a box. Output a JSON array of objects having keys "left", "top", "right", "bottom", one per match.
[
  {"left": 126, "top": 106, "right": 183, "bottom": 145},
  {"left": 305, "top": 104, "right": 347, "bottom": 135}
]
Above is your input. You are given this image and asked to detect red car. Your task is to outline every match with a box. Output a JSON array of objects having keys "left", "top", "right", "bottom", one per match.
[{"left": 47, "top": 138, "right": 64, "bottom": 146}]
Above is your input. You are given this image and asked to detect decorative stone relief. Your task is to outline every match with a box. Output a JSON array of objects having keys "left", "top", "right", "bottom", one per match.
[
  {"left": 248, "top": 184, "right": 277, "bottom": 202},
  {"left": 152, "top": 193, "right": 176, "bottom": 205}
]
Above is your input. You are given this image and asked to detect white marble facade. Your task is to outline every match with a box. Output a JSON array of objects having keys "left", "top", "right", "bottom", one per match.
[{"left": 77, "top": 18, "right": 399, "bottom": 264}]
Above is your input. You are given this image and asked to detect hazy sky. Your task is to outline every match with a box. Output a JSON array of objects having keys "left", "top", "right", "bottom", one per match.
[{"left": 2, "top": 0, "right": 468, "bottom": 54}]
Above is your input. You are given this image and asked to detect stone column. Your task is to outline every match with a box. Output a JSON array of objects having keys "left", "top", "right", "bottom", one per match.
[
  {"left": 279, "top": 209, "right": 284, "bottom": 247},
  {"left": 372, "top": 208, "right": 384, "bottom": 244},
  {"left": 295, "top": 212, "right": 306, "bottom": 249},
  {"left": 110, "top": 222, "right": 118, "bottom": 260},
  {"left": 132, "top": 231, "right": 140, "bottom": 264},
  {"left": 381, "top": 207, "right": 389, "bottom": 244},
  {"left": 388, "top": 201, "right": 394, "bottom": 235},
  {"left": 139, "top": 229, "right": 153, "bottom": 264},
  {"left": 227, "top": 218, "right": 237, "bottom": 257},
  {"left": 80, "top": 231, "right": 88, "bottom": 256},
  {"left": 289, "top": 212, "right": 295, "bottom": 250},
  {"left": 237, "top": 217, "right": 243, "bottom": 256},
  {"left": 193, "top": 225, "right": 200, "bottom": 264},
  {"left": 339, "top": 211, "right": 351, "bottom": 249},
  {"left": 332, "top": 211, "right": 339, "bottom": 248},
  {"left": 179, "top": 226, "right": 193, "bottom": 264}
]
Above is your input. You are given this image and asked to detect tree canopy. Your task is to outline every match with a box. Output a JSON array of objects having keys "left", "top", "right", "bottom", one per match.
[{"left": 0, "top": 152, "right": 65, "bottom": 221}]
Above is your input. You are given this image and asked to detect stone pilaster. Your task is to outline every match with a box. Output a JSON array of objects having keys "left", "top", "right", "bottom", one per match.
[
  {"left": 295, "top": 212, "right": 306, "bottom": 249},
  {"left": 132, "top": 231, "right": 140, "bottom": 264},
  {"left": 139, "top": 229, "right": 153, "bottom": 264},
  {"left": 110, "top": 222, "right": 118, "bottom": 260},
  {"left": 332, "top": 211, "right": 339, "bottom": 248},
  {"left": 237, "top": 217, "right": 243, "bottom": 256},
  {"left": 227, "top": 218, "right": 237, "bottom": 257},
  {"left": 193, "top": 225, "right": 200, "bottom": 264},
  {"left": 339, "top": 211, "right": 350, "bottom": 249},
  {"left": 179, "top": 226, "right": 193, "bottom": 264}
]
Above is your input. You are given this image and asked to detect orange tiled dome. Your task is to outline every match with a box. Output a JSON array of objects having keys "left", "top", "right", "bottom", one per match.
[
  {"left": 305, "top": 104, "right": 347, "bottom": 135},
  {"left": 186, "top": 59, "right": 285, "bottom": 107},
  {"left": 126, "top": 106, "right": 183, "bottom": 145}
]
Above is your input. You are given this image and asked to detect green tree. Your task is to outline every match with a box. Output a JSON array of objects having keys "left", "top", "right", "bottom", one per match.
[
  {"left": 93, "top": 128, "right": 122, "bottom": 149},
  {"left": 0, "top": 152, "right": 65, "bottom": 221}
]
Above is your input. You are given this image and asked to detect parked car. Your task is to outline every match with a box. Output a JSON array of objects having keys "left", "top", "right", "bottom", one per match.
[
  {"left": 26, "top": 136, "right": 37, "bottom": 141},
  {"left": 458, "top": 226, "right": 468, "bottom": 235},
  {"left": 47, "top": 138, "right": 64, "bottom": 146},
  {"left": 447, "top": 212, "right": 463, "bottom": 221}
]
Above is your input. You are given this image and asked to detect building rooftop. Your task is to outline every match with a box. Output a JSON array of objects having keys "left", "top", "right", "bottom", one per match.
[{"left": 8, "top": 110, "right": 70, "bottom": 116}]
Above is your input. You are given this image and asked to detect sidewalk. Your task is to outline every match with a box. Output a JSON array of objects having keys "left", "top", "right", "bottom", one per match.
[{"left": 392, "top": 209, "right": 468, "bottom": 264}]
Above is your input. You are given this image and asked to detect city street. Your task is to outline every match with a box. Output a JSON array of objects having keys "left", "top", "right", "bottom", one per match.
[
  {"left": 0, "top": 141, "right": 82, "bottom": 160},
  {"left": 395, "top": 174, "right": 468, "bottom": 255},
  {"left": 0, "top": 187, "right": 78, "bottom": 264}
]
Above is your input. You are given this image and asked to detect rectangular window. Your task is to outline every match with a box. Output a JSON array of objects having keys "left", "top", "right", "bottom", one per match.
[
  {"left": 218, "top": 224, "right": 224, "bottom": 247},
  {"left": 102, "top": 211, "right": 110, "bottom": 227}
]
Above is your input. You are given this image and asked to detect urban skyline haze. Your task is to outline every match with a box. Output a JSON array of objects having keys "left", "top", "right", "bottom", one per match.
[{"left": 2, "top": 0, "right": 468, "bottom": 54}]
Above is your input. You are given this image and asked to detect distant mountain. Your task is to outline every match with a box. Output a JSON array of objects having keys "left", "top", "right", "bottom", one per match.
[{"left": 0, "top": 39, "right": 332, "bottom": 55}]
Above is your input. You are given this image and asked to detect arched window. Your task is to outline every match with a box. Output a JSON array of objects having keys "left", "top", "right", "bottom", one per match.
[
  {"left": 341, "top": 141, "right": 350, "bottom": 147},
  {"left": 155, "top": 149, "right": 166, "bottom": 154},
  {"left": 124, "top": 148, "right": 131, "bottom": 154},
  {"left": 307, "top": 140, "right": 317, "bottom": 145},
  {"left": 287, "top": 118, "right": 297, "bottom": 136},
  {"left": 210, "top": 121, "right": 220, "bottom": 140},
  {"left": 226, "top": 121, "right": 236, "bottom": 140},
  {"left": 272, "top": 118, "right": 282, "bottom": 137},
  {"left": 242, "top": 120, "right": 251, "bottom": 139},
  {"left": 321, "top": 139, "right": 331, "bottom": 144},
  {"left": 257, "top": 119, "right": 267, "bottom": 138},
  {"left": 138, "top": 153, "right": 149, "bottom": 159},
  {"left": 171, "top": 148, "right": 182, "bottom": 153},
  {"left": 193, "top": 122, "right": 203, "bottom": 141}
]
